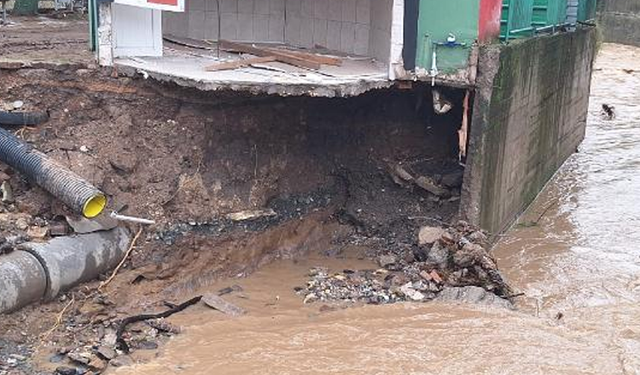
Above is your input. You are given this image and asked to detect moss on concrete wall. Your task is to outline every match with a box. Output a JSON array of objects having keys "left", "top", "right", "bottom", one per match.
[{"left": 461, "top": 27, "right": 597, "bottom": 234}]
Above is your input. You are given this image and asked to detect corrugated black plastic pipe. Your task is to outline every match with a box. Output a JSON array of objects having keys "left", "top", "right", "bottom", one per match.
[
  {"left": 0, "top": 126, "right": 106, "bottom": 217},
  {"left": 0, "top": 110, "right": 49, "bottom": 126}
]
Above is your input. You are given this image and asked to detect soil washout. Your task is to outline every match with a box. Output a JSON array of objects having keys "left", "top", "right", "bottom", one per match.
[{"left": 0, "top": 60, "right": 507, "bottom": 374}]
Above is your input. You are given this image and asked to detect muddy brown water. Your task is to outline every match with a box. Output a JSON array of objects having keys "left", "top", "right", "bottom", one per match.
[{"left": 114, "top": 44, "right": 640, "bottom": 375}]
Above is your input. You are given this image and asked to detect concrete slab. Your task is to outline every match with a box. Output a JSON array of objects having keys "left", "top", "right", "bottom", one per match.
[{"left": 114, "top": 44, "right": 391, "bottom": 97}]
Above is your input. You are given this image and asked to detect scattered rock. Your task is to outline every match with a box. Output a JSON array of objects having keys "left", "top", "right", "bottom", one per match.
[
  {"left": 298, "top": 221, "right": 511, "bottom": 306},
  {"left": 27, "top": 226, "right": 49, "bottom": 239},
  {"left": 399, "top": 283, "right": 426, "bottom": 301},
  {"left": 202, "top": 293, "right": 246, "bottom": 317},
  {"left": 55, "top": 366, "right": 78, "bottom": 375},
  {"left": 426, "top": 242, "right": 450, "bottom": 267},
  {"left": 95, "top": 346, "right": 116, "bottom": 361},
  {"left": 418, "top": 226, "right": 445, "bottom": 245},
  {"left": 435, "top": 286, "right": 513, "bottom": 309},
  {"left": 303, "top": 293, "right": 318, "bottom": 304},
  {"left": 88, "top": 355, "right": 108, "bottom": 371},
  {"left": 109, "top": 355, "right": 133, "bottom": 368},
  {"left": 377, "top": 254, "right": 397, "bottom": 269},
  {"left": 14, "top": 217, "right": 29, "bottom": 231},
  {"left": 136, "top": 340, "right": 158, "bottom": 350},
  {"left": 468, "top": 230, "right": 488, "bottom": 245},
  {"left": 67, "top": 351, "right": 91, "bottom": 365}
]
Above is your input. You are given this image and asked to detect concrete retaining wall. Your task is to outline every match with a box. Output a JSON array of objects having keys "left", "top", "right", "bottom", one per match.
[
  {"left": 598, "top": 0, "right": 640, "bottom": 46},
  {"left": 461, "top": 27, "right": 597, "bottom": 234}
]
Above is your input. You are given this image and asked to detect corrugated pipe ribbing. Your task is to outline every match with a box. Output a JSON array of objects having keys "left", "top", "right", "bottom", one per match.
[{"left": 0, "top": 126, "right": 106, "bottom": 217}]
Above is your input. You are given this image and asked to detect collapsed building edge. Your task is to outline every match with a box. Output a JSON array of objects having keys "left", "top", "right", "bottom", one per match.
[{"left": 90, "top": 0, "right": 598, "bottom": 235}]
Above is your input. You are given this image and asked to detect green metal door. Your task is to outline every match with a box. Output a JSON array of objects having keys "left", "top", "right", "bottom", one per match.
[
  {"left": 500, "top": 0, "right": 535, "bottom": 39},
  {"left": 415, "top": 0, "right": 479, "bottom": 74},
  {"left": 532, "top": 0, "right": 568, "bottom": 27}
]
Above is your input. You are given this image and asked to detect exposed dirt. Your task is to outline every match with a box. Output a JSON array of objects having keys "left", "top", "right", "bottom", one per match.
[
  {"left": 0, "top": 14, "right": 92, "bottom": 66},
  {"left": 0, "top": 55, "right": 472, "bottom": 372}
]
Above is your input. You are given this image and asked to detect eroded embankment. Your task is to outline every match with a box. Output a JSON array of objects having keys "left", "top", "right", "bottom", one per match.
[{"left": 0, "top": 66, "right": 506, "bottom": 374}]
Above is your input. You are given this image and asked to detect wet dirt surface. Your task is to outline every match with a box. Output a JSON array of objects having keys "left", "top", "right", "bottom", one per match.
[
  {"left": 113, "top": 43, "right": 640, "bottom": 375},
  {"left": 0, "top": 15, "right": 92, "bottom": 66}
]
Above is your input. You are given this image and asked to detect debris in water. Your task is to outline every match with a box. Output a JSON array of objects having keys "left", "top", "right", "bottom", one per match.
[
  {"left": 299, "top": 221, "right": 512, "bottom": 306},
  {"left": 218, "top": 284, "right": 244, "bottom": 296},
  {"left": 601, "top": 104, "right": 616, "bottom": 120},
  {"left": 202, "top": 293, "right": 247, "bottom": 317}
]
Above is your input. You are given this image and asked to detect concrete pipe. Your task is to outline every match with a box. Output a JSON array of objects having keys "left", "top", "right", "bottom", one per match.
[
  {"left": 0, "top": 250, "right": 47, "bottom": 313},
  {"left": 23, "top": 227, "right": 131, "bottom": 300}
]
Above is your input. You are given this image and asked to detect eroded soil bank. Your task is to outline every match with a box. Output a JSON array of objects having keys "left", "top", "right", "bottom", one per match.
[
  {"left": 106, "top": 43, "right": 640, "bottom": 375},
  {"left": 0, "top": 59, "right": 511, "bottom": 374}
]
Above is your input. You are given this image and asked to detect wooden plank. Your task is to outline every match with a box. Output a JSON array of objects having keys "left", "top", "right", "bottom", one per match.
[
  {"left": 263, "top": 47, "right": 342, "bottom": 66},
  {"left": 163, "top": 34, "right": 213, "bottom": 50},
  {"left": 204, "top": 56, "right": 277, "bottom": 72},
  {"left": 218, "top": 40, "right": 321, "bottom": 70}
]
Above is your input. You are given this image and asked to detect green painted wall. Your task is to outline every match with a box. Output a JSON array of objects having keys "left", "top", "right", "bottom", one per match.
[{"left": 416, "top": 0, "right": 479, "bottom": 73}]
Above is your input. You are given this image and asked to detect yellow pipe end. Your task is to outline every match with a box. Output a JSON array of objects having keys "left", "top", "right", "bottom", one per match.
[{"left": 83, "top": 194, "right": 107, "bottom": 218}]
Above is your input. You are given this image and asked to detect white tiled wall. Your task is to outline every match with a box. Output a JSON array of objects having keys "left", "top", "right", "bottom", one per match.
[{"left": 163, "top": 0, "right": 393, "bottom": 61}]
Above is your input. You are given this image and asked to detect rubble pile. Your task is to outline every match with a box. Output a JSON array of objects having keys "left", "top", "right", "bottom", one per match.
[{"left": 299, "top": 221, "right": 512, "bottom": 305}]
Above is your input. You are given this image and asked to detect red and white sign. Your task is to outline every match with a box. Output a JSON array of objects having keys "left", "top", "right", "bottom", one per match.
[{"left": 114, "top": 0, "right": 184, "bottom": 12}]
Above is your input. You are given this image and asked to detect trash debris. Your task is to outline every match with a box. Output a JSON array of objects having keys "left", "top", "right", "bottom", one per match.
[
  {"left": 202, "top": 293, "right": 246, "bottom": 317},
  {"left": 110, "top": 211, "right": 156, "bottom": 225},
  {"left": 0, "top": 181, "right": 13, "bottom": 203},
  {"left": 432, "top": 89, "right": 453, "bottom": 114},
  {"left": 226, "top": 209, "right": 277, "bottom": 222}
]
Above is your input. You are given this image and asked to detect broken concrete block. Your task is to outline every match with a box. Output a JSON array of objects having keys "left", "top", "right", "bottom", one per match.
[
  {"left": 435, "top": 286, "right": 513, "bottom": 310},
  {"left": 418, "top": 226, "right": 445, "bottom": 245},
  {"left": 202, "top": 293, "right": 246, "bottom": 317}
]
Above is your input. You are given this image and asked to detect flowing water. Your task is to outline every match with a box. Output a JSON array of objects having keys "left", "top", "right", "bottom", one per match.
[{"left": 115, "top": 44, "right": 640, "bottom": 375}]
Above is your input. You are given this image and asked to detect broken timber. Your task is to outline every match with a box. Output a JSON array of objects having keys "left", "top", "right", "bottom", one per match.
[
  {"left": 205, "top": 56, "right": 277, "bottom": 72},
  {"left": 218, "top": 40, "right": 322, "bottom": 70}
]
